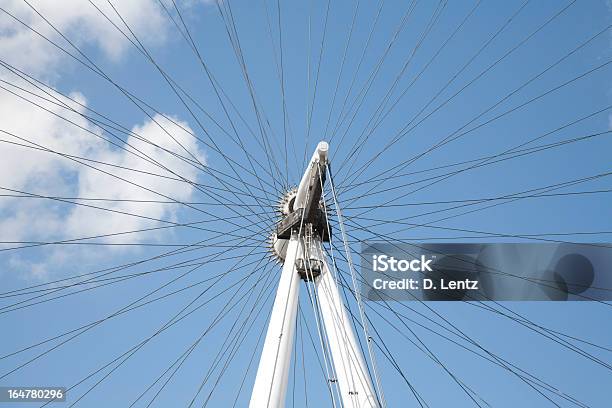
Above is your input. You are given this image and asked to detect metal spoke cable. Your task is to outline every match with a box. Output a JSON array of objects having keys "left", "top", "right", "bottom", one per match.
[
  {"left": 328, "top": 0, "right": 418, "bottom": 146},
  {"left": 0, "top": 193, "right": 274, "bottom": 209},
  {"left": 329, "top": 0, "right": 421, "bottom": 150},
  {"left": 197, "top": 268, "right": 280, "bottom": 407},
  {"left": 59, "top": 256, "right": 275, "bottom": 408},
  {"left": 0, "top": 247, "right": 268, "bottom": 316},
  {"left": 0, "top": 229, "right": 268, "bottom": 363},
  {"left": 0, "top": 240, "right": 265, "bottom": 384},
  {"left": 340, "top": 223, "right": 612, "bottom": 371},
  {"left": 343, "top": 214, "right": 612, "bottom": 250},
  {"left": 0, "top": 248, "right": 268, "bottom": 305},
  {"left": 214, "top": 0, "right": 286, "bottom": 193},
  {"left": 341, "top": 3, "right": 599, "bottom": 197},
  {"left": 186, "top": 262, "right": 280, "bottom": 406},
  {"left": 342, "top": 215, "right": 612, "bottom": 308},
  {"left": 297, "top": 310, "right": 309, "bottom": 408},
  {"left": 334, "top": 0, "right": 536, "bottom": 182},
  {"left": 0, "top": 117, "right": 270, "bottom": 232},
  {"left": 303, "top": 0, "right": 331, "bottom": 168},
  {"left": 336, "top": 0, "right": 481, "bottom": 176},
  {"left": 341, "top": 189, "right": 612, "bottom": 211},
  {"left": 100, "top": 0, "right": 278, "bottom": 228},
  {"left": 347, "top": 124, "right": 609, "bottom": 215},
  {"left": 0, "top": 62, "right": 280, "bottom": 202},
  {"left": 327, "top": 0, "right": 384, "bottom": 146},
  {"left": 135, "top": 254, "right": 278, "bottom": 408},
  {"left": 0, "top": 216, "right": 268, "bottom": 301},
  {"left": 340, "top": 172, "right": 612, "bottom": 253},
  {"left": 273, "top": 0, "right": 289, "bottom": 188},
  {"left": 334, "top": 0, "right": 534, "bottom": 177},
  {"left": 333, "top": 0, "right": 448, "bottom": 170},
  {"left": 338, "top": 0, "right": 578, "bottom": 189},
  {"left": 333, "top": 248, "right": 591, "bottom": 407},
  {"left": 365, "top": 293, "right": 592, "bottom": 407},
  {"left": 339, "top": 100, "right": 612, "bottom": 194},
  {"left": 0, "top": 256, "right": 265, "bottom": 367},
  {"left": 339, "top": 127, "right": 612, "bottom": 207},
  {"left": 159, "top": 0, "right": 284, "bottom": 194},
  {"left": 2, "top": 3, "right": 281, "bottom": 219},
  {"left": 321, "top": 0, "right": 361, "bottom": 139},
  {"left": 220, "top": 0, "right": 287, "bottom": 189},
  {"left": 231, "top": 297, "right": 275, "bottom": 408},
  {"left": 333, "top": 243, "right": 593, "bottom": 406},
  {"left": 0, "top": 183, "right": 269, "bottom": 240},
  {"left": 34, "top": 241, "right": 274, "bottom": 407},
  {"left": 0, "top": 92, "right": 272, "bottom": 231},
  {"left": 346, "top": 55, "right": 612, "bottom": 206}
]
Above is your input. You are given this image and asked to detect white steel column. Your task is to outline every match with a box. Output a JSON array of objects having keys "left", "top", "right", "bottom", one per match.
[
  {"left": 315, "top": 245, "right": 379, "bottom": 407},
  {"left": 249, "top": 237, "right": 301, "bottom": 408}
]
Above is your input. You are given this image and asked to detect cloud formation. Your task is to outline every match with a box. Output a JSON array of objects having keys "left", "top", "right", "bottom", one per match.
[
  {"left": 0, "top": 0, "right": 205, "bottom": 279},
  {"left": 0, "top": 0, "right": 169, "bottom": 76}
]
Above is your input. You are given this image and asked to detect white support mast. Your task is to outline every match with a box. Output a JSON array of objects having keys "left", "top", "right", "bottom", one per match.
[
  {"left": 249, "top": 238, "right": 302, "bottom": 407},
  {"left": 250, "top": 142, "right": 379, "bottom": 408}
]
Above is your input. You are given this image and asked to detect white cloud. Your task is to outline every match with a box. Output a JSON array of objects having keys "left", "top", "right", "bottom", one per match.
[
  {"left": 0, "top": 1, "right": 205, "bottom": 280},
  {"left": 65, "top": 113, "right": 205, "bottom": 242},
  {"left": 0, "top": 0, "right": 169, "bottom": 76}
]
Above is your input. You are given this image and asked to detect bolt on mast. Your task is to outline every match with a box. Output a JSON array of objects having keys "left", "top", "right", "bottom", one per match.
[{"left": 250, "top": 141, "right": 379, "bottom": 408}]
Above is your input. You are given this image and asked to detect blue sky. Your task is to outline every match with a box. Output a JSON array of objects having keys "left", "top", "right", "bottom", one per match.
[{"left": 0, "top": 0, "right": 611, "bottom": 407}]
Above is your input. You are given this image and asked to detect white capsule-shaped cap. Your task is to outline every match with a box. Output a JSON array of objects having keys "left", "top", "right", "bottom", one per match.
[{"left": 316, "top": 141, "right": 329, "bottom": 162}]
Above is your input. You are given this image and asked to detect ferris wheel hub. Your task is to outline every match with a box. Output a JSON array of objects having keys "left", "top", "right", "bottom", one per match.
[{"left": 269, "top": 140, "right": 332, "bottom": 264}]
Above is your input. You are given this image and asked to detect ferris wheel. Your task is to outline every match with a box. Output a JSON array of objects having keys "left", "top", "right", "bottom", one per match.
[{"left": 0, "top": 1, "right": 610, "bottom": 407}]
